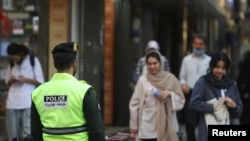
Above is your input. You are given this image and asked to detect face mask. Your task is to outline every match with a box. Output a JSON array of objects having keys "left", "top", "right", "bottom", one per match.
[{"left": 193, "top": 48, "right": 204, "bottom": 55}]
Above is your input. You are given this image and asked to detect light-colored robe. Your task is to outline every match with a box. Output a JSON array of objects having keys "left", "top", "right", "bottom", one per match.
[{"left": 129, "top": 72, "right": 185, "bottom": 141}]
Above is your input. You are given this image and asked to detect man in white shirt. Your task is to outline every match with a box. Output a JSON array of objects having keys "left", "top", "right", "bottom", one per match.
[
  {"left": 5, "top": 43, "right": 44, "bottom": 141},
  {"left": 179, "top": 34, "right": 211, "bottom": 141}
]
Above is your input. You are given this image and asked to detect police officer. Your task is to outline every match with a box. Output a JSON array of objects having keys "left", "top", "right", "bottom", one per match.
[{"left": 31, "top": 42, "right": 105, "bottom": 141}]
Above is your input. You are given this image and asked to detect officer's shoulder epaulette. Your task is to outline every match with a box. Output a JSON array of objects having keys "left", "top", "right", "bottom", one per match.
[
  {"left": 79, "top": 80, "right": 88, "bottom": 84},
  {"left": 79, "top": 80, "right": 97, "bottom": 97}
]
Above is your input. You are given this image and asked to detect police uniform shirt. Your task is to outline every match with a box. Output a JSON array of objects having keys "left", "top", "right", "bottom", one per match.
[{"left": 31, "top": 88, "right": 105, "bottom": 141}]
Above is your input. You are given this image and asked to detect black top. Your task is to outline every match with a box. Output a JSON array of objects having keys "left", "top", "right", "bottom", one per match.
[{"left": 31, "top": 88, "right": 106, "bottom": 141}]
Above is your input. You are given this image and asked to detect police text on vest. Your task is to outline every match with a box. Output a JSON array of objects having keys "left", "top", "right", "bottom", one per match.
[{"left": 44, "top": 95, "right": 68, "bottom": 108}]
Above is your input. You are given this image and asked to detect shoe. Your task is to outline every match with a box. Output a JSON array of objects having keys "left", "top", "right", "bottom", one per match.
[
  {"left": 23, "top": 135, "right": 32, "bottom": 141},
  {"left": 11, "top": 137, "right": 19, "bottom": 141}
]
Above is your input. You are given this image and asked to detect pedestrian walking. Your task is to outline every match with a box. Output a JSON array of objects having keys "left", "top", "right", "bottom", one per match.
[
  {"left": 129, "top": 50, "right": 185, "bottom": 141},
  {"left": 189, "top": 52, "right": 243, "bottom": 141},
  {"left": 178, "top": 34, "right": 211, "bottom": 141}
]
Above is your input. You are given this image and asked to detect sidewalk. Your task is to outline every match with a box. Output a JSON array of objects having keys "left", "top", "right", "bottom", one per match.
[
  {"left": 104, "top": 126, "right": 129, "bottom": 135},
  {"left": 0, "top": 116, "right": 129, "bottom": 141},
  {"left": 1, "top": 117, "right": 187, "bottom": 141},
  {"left": 0, "top": 117, "right": 7, "bottom": 141}
]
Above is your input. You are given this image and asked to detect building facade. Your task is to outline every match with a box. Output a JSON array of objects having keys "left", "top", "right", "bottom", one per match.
[{"left": 1, "top": 0, "right": 240, "bottom": 126}]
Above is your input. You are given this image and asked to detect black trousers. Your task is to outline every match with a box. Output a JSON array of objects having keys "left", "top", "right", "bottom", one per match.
[{"left": 182, "top": 90, "right": 198, "bottom": 141}]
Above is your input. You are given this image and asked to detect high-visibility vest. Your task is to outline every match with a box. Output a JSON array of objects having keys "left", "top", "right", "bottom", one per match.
[{"left": 32, "top": 73, "right": 91, "bottom": 141}]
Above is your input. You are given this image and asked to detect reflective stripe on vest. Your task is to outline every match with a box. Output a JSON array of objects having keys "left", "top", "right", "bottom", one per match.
[{"left": 42, "top": 125, "right": 88, "bottom": 135}]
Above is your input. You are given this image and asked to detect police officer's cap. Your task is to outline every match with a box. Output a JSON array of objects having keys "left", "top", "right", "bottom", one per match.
[{"left": 52, "top": 42, "right": 78, "bottom": 65}]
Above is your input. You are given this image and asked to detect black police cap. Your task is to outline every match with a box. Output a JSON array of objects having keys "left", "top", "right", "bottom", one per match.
[
  {"left": 52, "top": 42, "right": 78, "bottom": 55},
  {"left": 52, "top": 42, "right": 78, "bottom": 64}
]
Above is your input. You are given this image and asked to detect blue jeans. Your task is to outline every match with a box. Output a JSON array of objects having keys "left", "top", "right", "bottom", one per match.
[{"left": 5, "top": 108, "right": 31, "bottom": 141}]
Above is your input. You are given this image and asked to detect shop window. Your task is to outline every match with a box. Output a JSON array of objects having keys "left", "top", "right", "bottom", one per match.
[{"left": 0, "top": 0, "right": 40, "bottom": 116}]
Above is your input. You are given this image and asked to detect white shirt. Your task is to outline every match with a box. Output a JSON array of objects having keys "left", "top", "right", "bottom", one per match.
[
  {"left": 138, "top": 82, "right": 158, "bottom": 138},
  {"left": 179, "top": 53, "right": 211, "bottom": 88},
  {"left": 5, "top": 55, "right": 44, "bottom": 109}
]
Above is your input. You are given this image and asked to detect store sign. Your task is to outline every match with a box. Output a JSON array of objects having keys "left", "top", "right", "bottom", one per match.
[
  {"left": 0, "top": 5, "right": 12, "bottom": 37},
  {"left": 48, "top": 0, "right": 68, "bottom": 78}
]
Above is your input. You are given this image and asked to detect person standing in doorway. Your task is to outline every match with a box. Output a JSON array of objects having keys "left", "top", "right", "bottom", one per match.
[
  {"left": 31, "top": 42, "right": 105, "bottom": 141},
  {"left": 5, "top": 43, "right": 44, "bottom": 141},
  {"left": 178, "top": 34, "right": 211, "bottom": 141},
  {"left": 134, "top": 40, "right": 170, "bottom": 81}
]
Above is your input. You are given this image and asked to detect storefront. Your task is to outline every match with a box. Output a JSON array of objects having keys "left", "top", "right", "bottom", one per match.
[
  {"left": 0, "top": 0, "right": 41, "bottom": 116},
  {"left": 0, "top": 0, "right": 235, "bottom": 126}
]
